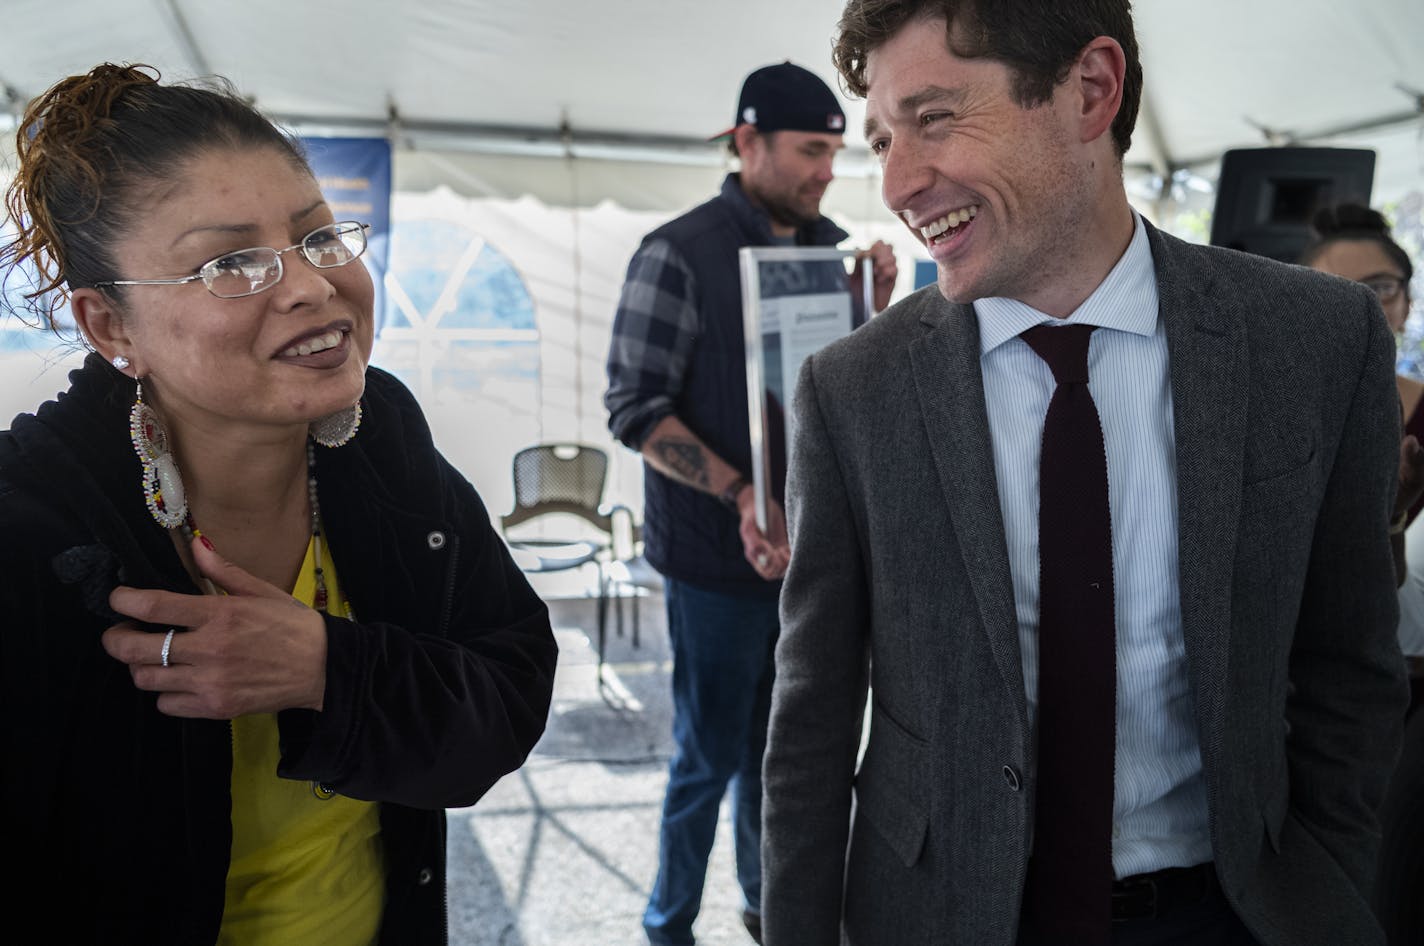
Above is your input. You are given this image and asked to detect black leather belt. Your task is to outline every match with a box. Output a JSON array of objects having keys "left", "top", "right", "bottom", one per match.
[{"left": 1111, "top": 862, "right": 1218, "bottom": 921}]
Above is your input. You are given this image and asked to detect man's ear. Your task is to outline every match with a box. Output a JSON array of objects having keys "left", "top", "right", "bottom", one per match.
[
  {"left": 1073, "top": 36, "right": 1126, "bottom": 147},
  {"left": 70, "top": 288, "right": 137, "bottom": 371},
  {"left": 733, "top": 124, "right": 764, "bottom": 163}
]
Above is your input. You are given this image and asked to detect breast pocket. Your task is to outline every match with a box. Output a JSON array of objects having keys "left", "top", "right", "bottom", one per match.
[{"left": 1239, "top": 450, "right": 1318, "bottom": 520}]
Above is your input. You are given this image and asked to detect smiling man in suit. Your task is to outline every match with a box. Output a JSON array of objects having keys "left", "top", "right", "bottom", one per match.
[{"left": 760, "top": 2, "right": 1409, "bottom": 945}]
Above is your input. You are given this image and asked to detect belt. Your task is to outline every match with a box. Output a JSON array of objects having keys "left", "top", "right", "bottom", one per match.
[{"left": 1112, "top": 862, "right": 1218, "bottom": 922}]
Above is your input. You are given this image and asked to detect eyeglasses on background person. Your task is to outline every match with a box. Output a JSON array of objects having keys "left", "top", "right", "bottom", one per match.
[
  {"left": 1362, "top": 275, "right": 1406, "bottom": 304},
  {"left": 95, "top": 220, "right": 370, "bottom": 299}
]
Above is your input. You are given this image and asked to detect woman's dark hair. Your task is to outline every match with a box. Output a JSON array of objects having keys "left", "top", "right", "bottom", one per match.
[
  {"left": 832, "top": 0, "right": 1143, "bottom": 158},
  {"left": 1299, "top": 203, "right": 1414, "bottom": 287},
  {"left": 1, "top": 63, "right": 309, "bottom": 328}
]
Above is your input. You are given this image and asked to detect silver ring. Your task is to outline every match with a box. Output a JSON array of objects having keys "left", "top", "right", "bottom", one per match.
[
  {"left": 756, "top": 552, "right": 769, "bottom": 568},
  {"left": 160, "top": 628, "right": 176, "bottom": 668}
]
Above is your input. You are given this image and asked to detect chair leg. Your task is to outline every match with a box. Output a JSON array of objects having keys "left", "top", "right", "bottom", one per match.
[
  {"left": 613, "top": 578, "right": 624, "bottom": 640},
  {"left": 632, "top": 591, "right": 640, "bottom": 648},
  {"left": 596, "top": 565, "right": 608, "bottom": 683}
]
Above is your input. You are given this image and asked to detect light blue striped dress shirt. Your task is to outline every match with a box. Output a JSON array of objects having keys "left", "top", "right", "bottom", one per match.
[{"left": 974, "top": 213, "right": 1213, "bottom": 878}]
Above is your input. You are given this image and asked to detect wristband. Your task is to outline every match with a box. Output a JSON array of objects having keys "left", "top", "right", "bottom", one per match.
[{"left": 718, "top": 476, "right": 750, "bottom": 511}]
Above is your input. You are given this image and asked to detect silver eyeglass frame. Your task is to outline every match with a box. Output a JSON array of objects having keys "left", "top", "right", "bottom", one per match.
[
  {"left": 1362, "top": 276, "right": 1405, "bottom": 303},
  {"left": 95, "top": 221, "right": 371, "bottom": 299}
]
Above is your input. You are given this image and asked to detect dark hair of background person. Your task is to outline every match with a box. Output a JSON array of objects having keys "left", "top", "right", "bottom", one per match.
[
  {"left": 1298, "top": 203, "right": 1415, "bottom": 287},
  {"left": 0, "top": 62, "right": 309, "bottom": 330},
  {"left": 728, "top": 130, "right": 781, "bottom": 160},
  {"left": 832, "top": 0, "right": 1144, "bottom": 158}
]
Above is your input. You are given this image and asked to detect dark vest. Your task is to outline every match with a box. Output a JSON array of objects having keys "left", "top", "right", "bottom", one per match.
[{"left": 640, "top": 174, "right": 848, "bottom": 596}]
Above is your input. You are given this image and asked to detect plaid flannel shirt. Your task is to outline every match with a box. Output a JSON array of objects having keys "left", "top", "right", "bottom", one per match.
[{"left": 604, "top": 238, "right": 700, "bottom": 450}]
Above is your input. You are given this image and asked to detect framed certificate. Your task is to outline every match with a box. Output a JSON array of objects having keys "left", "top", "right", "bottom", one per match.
[{"left": 740, "top": 246, "right": 875, "bottom": 532}]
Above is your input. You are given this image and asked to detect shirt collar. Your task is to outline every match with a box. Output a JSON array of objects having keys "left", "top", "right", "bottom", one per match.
[{"left": 974, "top": 211, "right": 1158, "bottom": 355}]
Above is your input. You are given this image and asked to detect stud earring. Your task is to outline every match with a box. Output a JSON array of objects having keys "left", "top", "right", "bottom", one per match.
[
  {"left": 111, "top": 355, "right": 130, "bottom": 372},
  {"left": 128, "top": 379, "right": 187, "bottom": 528},
  {"left": 311, "top": 401, "right": 362, "bottom": 448}
]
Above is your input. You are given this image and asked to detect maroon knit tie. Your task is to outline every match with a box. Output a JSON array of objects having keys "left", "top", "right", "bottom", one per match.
[{"left": 1020, "top": 323, "right": 1116, "bottom": 945}]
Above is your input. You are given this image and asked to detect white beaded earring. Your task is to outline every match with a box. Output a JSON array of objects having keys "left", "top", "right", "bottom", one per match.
[
  {"left": 311, "top": 401, "right": 362, "bottom": 448},
  {"left": 128, "top": 379, "right": 188, "bottom": 528}
]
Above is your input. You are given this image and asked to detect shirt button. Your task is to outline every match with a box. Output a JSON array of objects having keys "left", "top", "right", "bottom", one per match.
[
  {"left": 417, "top": 867, "right": 434, "bottom": 885},
  {"left": 1002, "top": 765, "right": 1022, "bottom": 792},
  {"left": 426, "top": 530, "right": 446, "bottom": 550}
]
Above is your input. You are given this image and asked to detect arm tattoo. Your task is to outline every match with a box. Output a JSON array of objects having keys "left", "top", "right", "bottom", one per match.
[{"left": 653, "top": 438, "right": 711, "bottom": 489}]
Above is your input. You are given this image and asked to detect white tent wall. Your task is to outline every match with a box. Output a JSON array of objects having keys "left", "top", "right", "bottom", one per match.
[
  {"left": 380, "top": 161, "right": 920, "bottom": 519},
  {"left": 383, "top": 186, "right": 670, "bottom": 516}
]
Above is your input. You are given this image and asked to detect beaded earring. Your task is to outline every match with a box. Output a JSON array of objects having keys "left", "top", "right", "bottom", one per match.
[
  {"left": 311, "top": 402, "right": 362, "bottom": 448},
  {"left": 128, "top": 379, "right": 188, "bottom": 528}
]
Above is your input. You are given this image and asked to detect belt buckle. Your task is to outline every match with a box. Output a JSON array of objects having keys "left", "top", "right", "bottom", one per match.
[{"left": 1111, "top": 873, "right": 1158, "bottom": 922}]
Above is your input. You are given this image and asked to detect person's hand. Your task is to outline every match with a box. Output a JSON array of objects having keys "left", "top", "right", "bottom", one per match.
[
  {"left": 856, "top": 240, "right": 898, "bottom": 313},
  {"left": 101, "top": 536, "right": 328, "bottom": 719},
  {"left": 736, "top": 486, "right": 790, "bottom": 581},
  {"left": 1397, "top": 433, "right": 1424, "bottom": 522}
]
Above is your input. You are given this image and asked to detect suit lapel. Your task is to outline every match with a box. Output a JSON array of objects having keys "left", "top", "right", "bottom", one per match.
[
  {"left": 1151, "top": 226, "right": 1248, "bottom": 764},
  {"left": 908, "top": 296, "right": 1029, "bottom": 736}
]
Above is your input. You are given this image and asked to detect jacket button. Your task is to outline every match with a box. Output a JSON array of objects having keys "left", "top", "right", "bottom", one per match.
[
  {"left": 426, "top": 531, "right": 446, "bottom": 550},
  {"left": 417, "top": 867, "right": 433, "bottom": 885},
  {"left": 1002, "top": 765, "right": 1021, "bottom": 792}
]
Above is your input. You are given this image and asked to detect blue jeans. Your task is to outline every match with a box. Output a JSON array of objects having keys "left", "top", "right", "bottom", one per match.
[{"left": 644, "top": 578, "right": 779, "bottom": 945}]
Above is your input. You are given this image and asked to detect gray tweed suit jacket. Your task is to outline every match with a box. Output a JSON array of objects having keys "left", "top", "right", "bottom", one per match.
[{"left": 761, "top": 223, "right": 1409, "bottom": 946}]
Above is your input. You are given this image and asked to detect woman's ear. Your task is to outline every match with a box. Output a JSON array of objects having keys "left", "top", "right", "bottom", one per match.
[{"left": 70, "top": 288, "right": 136, "bottom": 371}]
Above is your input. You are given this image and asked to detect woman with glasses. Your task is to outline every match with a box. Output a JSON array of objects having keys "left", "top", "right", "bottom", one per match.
[
  {"left": 1301, "top": 204, "right": 1423, "bottom": 576},
  {"left": 0, "top": 64, "right": 556, "bottom": 944}
]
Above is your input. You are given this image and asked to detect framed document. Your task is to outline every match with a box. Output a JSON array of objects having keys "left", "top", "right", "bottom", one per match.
[{"left": 740, "top": 246, "right": 875, "bottom": 532}]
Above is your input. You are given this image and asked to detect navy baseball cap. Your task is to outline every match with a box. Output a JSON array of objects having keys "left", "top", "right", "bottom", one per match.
[{"left": 709, "top": 61, "right": 847, "bottom": 140}]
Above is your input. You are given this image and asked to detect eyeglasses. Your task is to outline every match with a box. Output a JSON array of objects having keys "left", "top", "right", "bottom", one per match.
[
  {"left": 1361, "top": 275, "right": 1405, "bottom": 304},
  {"left": 97, "top": 221, "right": 370, "bottom": 299}
]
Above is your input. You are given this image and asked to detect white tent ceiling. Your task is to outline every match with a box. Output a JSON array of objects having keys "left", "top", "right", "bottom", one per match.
[{"left": 1, "top": 0, "right": 1422, "bottom": 209}]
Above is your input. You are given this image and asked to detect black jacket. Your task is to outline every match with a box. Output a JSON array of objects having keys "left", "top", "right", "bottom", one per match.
[{"left": 0, "top": 355, "right": 557, "bottom": 944}]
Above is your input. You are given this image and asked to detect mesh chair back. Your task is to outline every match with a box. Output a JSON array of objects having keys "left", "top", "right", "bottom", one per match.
[{"left": 503, "top": 443, "right": 611, "bottom": 531}]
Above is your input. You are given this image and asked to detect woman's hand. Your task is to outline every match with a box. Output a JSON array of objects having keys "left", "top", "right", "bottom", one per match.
[{"left": 101, "top": 537, "right": 328, "bottom": 719}]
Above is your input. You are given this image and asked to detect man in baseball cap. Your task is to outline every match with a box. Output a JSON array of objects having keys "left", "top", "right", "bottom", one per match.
[
  {"left": 605, "top": 61, "right": 896, "bottom": 946},
  {"left": 709, "top": 61, "right": 857, "bottom": 234}
]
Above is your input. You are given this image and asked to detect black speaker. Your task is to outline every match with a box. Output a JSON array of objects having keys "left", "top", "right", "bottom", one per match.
[{"left": 1209, "top": 147, "right": 1375, "bottom": 262}]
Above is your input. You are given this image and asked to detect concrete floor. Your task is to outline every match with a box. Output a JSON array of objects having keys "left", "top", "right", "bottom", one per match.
[{"left": 446, "top": 570, "right": 759, "bottom": 946}]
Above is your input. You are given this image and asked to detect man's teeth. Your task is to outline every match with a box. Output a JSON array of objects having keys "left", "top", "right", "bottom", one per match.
[
  {"left": 283, "top": 331, "right": 343, "bottom": 357},
  {"left": 920, "top": 205, "right": 979, "bottom": 240}
]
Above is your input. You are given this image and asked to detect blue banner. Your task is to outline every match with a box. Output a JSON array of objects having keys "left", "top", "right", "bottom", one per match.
[
  {"left": 301, "top": 137, "right": 392, "bottom": 331},
  {"left": 914, "top": 259, "right": 937, "bottom": 290}
]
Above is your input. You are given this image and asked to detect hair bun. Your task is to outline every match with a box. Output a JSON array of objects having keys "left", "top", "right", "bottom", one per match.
[
  {"left": 1311, "top": 202, "right": 1389, "bottom": 238},
  {"left": 21, "top": 63, "right": 159, "bottom": 157}
]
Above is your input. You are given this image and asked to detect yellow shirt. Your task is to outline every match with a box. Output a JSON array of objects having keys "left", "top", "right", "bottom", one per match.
[{"left": 219, "top": 538, "right": 384, "bottom": 945}]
